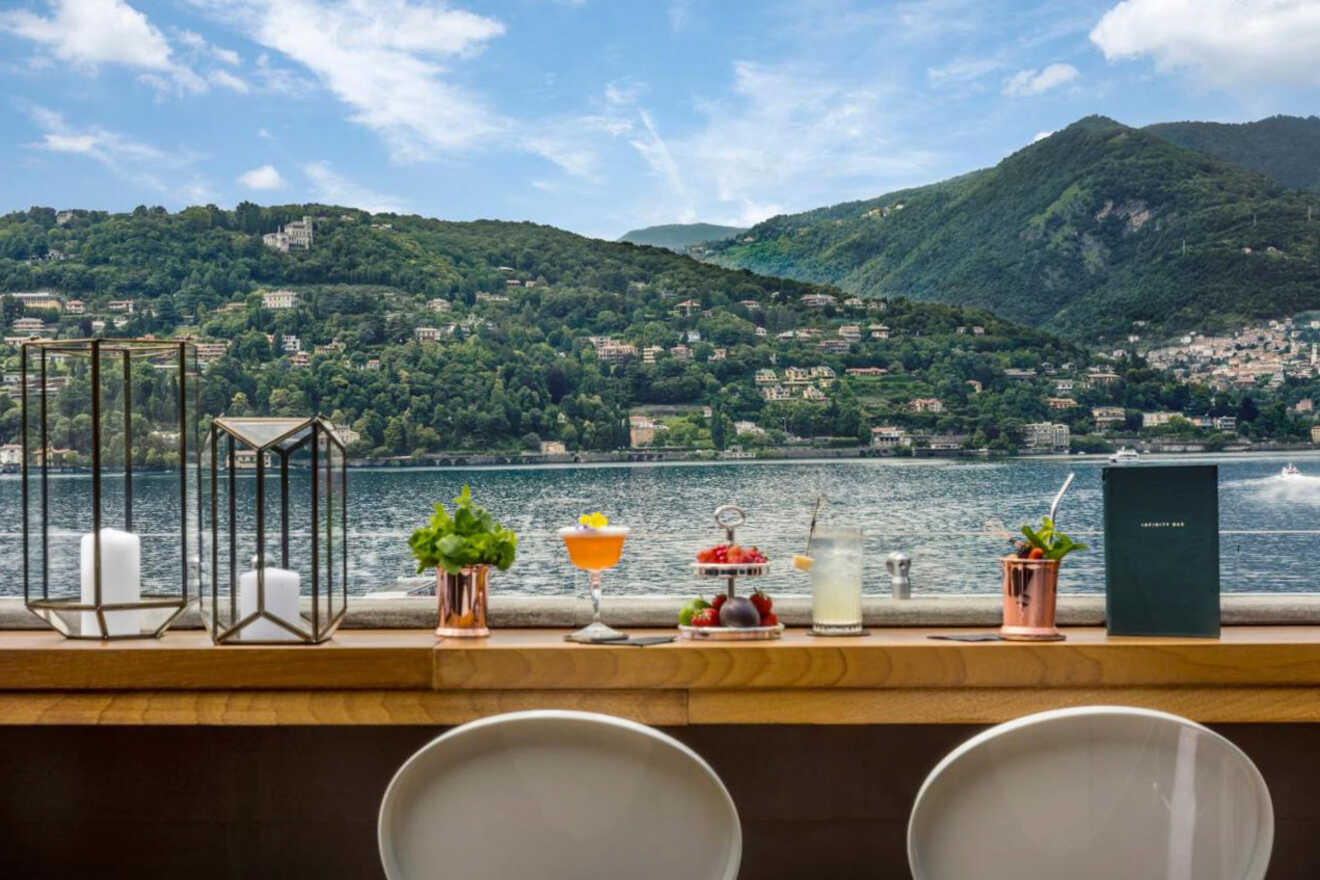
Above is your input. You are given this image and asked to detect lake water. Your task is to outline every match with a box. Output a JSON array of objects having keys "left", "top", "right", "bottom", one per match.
[{"left": 5, "top": 453, "right": 1320, "bottom": 598}]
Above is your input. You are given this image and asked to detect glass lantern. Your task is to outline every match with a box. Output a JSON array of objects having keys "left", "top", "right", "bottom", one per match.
[
  {"left": 21, "top": 339, "right": 201, "bottom": 639},
  {"left": 202, "top": 416, "right": 348, "bottom": 644}
]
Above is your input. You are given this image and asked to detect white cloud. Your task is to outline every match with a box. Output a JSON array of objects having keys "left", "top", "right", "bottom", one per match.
[
  {"left": 629, "top": 110, "right": 692, "bottom": 217},
  {"left": 1002, "top": 62, "right": 1079, "bottom": 96},
  {"left": 631, "top": 60, "right": 936, "bottom": 227},
  {"left": 197, "top": 0, "right": 508, "bottom": 160},
  {"left": 927, "top": 57, "right": 1003, "bottom": 88},
  {"left": 208, "top": 69, "right": 249, "bottom": 92},
  {"left": 23, "top": 104, "right": 206, "bottom": 197},
  {"left": 0, "top": 0, "right": 204, "bottom": 93},
  {"left": 668, "top": 0, "right": 693, "bottom": 32},
  {"left": 526, "top": 106, "right": 636, "bottom": 181},
  {"left": 1032, "top": 130, "right": 1055, "bottom": 143},
  {"left": 178, "top": 28, "right": 240, "bottom": 65},
  {"left": 1090, "top": 0, "right": 1320, "bottom": 88},
  {"left": 604, "top": 78, "right": 645, "bottom": 106},
  {"left": 303, "top": 160, "right": 407, "bottom": 214},
  {"left": 238, "top": 164, "right": 285, "bottom": 189}
]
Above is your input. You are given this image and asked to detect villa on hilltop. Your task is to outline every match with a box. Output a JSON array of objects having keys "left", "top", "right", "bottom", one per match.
[{"left": 262, "top": 216, "right": 314, "bottom": 253}]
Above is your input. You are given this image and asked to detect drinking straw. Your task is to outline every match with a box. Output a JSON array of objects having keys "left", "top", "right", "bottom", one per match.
[
  {"left": 805, "top": 494, "right": 825, "bottom": 554},
  {"left": 1048, "top": 472, "right": 1076, "bottom": 525}
]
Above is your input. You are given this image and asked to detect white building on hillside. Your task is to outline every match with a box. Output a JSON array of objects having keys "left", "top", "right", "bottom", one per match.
[
  {"left": 262, "top": 290, "right": 299, "bottom": 310},
  {"left": 262, "top": 216, "right": 314, "bottom": 253},
  {"left": 1024, "top": 422, "right": 1070, "bottom": 451}
]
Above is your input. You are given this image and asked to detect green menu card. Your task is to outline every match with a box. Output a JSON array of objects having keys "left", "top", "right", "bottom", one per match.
[{"left": 1103, "top": 465, "right": 1220, "bottom": 638}]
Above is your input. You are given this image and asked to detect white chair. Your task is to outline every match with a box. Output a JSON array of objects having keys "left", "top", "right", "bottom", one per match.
[
  {"left": 378, "top": 710, "right": 741, "bottom": 880},
  {"left": 908, "top": 706, "right": 1273, "bottom": 880}
]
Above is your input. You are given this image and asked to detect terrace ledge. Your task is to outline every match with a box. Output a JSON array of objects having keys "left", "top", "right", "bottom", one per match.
[
  {"left": 3, "top": 625, "right": 1320, "bottom": 726},
  {"left": 4, "top": 593, "right": 1320, "bottom": 630}
]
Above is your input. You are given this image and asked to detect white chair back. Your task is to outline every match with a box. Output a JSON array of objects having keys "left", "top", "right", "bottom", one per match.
[
  {"left": 908, "top": 706, "right": 1272, "bottom": 880},
  {"left": 379, "top": 710, "right": 741, "bottom": 880}
]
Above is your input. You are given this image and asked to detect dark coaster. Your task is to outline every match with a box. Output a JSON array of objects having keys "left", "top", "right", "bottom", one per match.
[
  {"left": 927, "top": 633, "right": 1003, "bottom": 642},
  {"left": 806, "top": 628, "right": 871, "bottom": 637},
  {"left": 582, "top": 635, "right": 678, "bottom": 646}
]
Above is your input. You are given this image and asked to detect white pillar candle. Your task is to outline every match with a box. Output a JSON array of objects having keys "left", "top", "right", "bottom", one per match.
[
  {"left": 237, "top": 567, "right": 303, "bottom": 641},
  {"left": 80, "top": 528, "right": 142, "bottom": 637}
]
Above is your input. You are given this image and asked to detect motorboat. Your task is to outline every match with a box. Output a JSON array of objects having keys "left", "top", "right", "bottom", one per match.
[
  {"left": 1109, "top": 447, "right": 1140, "bottom": 463},
  {"left": 1281, "top": 463, "right": 1301, "bottom": 478}
]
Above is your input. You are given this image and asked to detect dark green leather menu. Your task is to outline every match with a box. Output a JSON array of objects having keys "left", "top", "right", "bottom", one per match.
[{"left": 1103, "top": 465, "right": 1220, "bottom": 637}]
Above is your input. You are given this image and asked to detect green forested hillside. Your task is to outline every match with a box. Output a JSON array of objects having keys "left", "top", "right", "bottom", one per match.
[
  {"left": 1146, "top": 115, "right": 1320, "bottom": 191},
  {"left": 0, "top": 202, "right": 1309, "bottom": 458},
  {"left": 619, "top": 223, "right": 747, "bottom": 251},
  {"left": 704, "top": 116, "right": 1320, "bottom": 341}
]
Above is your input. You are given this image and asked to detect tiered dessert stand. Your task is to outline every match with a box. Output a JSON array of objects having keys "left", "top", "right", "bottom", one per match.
[{"left": 679, "top": 504, "right": 784, "bottom": 641}]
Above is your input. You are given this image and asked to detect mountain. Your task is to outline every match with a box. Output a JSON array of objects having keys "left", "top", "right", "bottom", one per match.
[
  {"left": 1145, "top": 115, "right": 1320, "bottom": 191},
  {"left": 703, "top": 116, "right": 1320, "bottom": 341},
  {"left": 2, "top": 202, "right": 1282, "bottom": 457},
  {"left": 619, "top": 223, "right": 746, "bottom": 251}
]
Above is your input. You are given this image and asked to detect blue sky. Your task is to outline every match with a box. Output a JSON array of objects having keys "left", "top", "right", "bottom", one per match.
[{"left": 1, "top": 0, "right": 1317, "bottom": 239}]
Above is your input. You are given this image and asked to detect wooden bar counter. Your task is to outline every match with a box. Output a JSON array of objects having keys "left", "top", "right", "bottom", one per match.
[{"left": 3, "top": 625, "right": 1320, "bottom": 726}]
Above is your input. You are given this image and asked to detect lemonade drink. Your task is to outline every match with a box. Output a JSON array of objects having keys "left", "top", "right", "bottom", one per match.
[{"left": 809, "top": 528, "right": 863, "bottom": 634}]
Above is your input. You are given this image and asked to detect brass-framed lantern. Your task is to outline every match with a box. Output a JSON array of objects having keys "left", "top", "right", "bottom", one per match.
[
  {"left": 202, "top": 416, "right": 348, "bottom": 644},
  {"left": 21, "top": 338, "right": 200, "bottom": 639}
]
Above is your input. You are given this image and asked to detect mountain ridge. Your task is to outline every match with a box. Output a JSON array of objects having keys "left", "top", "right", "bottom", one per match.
[
  {"left": 701, "top": 115, "right": 1320, "bottom": 341},
  {"left": 1144, "top": 115, "right": 1320, "bottom": 192},
  {"left": 618, "top": 222, "right": 747, "bottom": 251}
]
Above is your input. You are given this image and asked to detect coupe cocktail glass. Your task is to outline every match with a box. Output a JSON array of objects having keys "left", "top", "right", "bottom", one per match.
[
  {"left": 810, "top": 527, "right": 864, "bottom": 635},
  {"left": 559, "top": 526, "right": 630, "bottom": 642}
]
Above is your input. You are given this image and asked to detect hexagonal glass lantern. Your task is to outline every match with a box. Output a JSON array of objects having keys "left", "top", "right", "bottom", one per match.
[
  {"left": 22, "top": 339, "right": 201, "bottom": 639},
  {"left": 202, "top": 416, "right": 348, "bottom": 644}
]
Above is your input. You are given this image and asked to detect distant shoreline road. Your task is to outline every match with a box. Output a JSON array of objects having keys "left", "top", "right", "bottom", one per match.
[{"left": 342, "top": 443, "right": 1320, "bottom": 470}]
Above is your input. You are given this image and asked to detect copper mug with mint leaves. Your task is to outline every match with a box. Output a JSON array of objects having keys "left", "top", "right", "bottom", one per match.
[{"left": 1000, "top": 474, "right": 1086, "bottom": 641}]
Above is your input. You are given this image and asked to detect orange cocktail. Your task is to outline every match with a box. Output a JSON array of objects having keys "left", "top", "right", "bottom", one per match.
[
  {"left": 559, "top": 524, "right": 630, "bottom": 642},
  {"left": 560, "top": 528, "right": 628, "bottom": 571}
]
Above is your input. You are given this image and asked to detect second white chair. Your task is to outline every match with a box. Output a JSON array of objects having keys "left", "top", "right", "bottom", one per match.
[
  {"left": 378, "top": 709, "right": 741, "bottom": 880},
  {"left": 908, "top": 705, "right": 1273, "bottom": 880}
]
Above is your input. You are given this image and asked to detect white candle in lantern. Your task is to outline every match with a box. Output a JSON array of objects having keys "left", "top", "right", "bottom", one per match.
[
  {"left": 237, "top": 567, "right": 303, "bottom": 640},
  {"left": 79, "top": 528, "right": 142, "bottom": 637}
]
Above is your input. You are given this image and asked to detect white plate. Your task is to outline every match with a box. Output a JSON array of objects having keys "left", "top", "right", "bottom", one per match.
[
  {"left": 379, "top": 710, "right": 741, "bottom": 880},
  {"left": 678, "top": 622, "right": 784, "bottom": 640},
  {"left": 908, "top": 706, "right": 1273, "bottom": 880},
  {"left": 691, "top": 561, "right": 770, "bottom": 577}
]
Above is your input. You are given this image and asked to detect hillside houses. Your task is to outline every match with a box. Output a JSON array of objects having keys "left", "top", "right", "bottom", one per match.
[{"left": 1092, "top": 406, "right": 1126, "bottom": 428}]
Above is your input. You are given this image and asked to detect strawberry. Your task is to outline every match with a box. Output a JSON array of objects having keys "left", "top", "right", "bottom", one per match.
[
  {"left": 691, "top": 607, "right": 719, "bottom": 628},
  {"left": 696, "top": 547, "right": 715, "bottom": 563},
  {"left": 750, "top": 590, "right": 772, "bottom": 617},
  {"left": 711, "top": 593, "right": 728, "bottom": 612},
  {"left": 760, "top": 612, "right": 779, "bottom": 627},
  {"left": 1028, "top": 547, "right": 1045, "bottom": 560}
]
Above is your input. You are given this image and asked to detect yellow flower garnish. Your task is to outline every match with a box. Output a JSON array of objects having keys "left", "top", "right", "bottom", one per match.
[{"left": 578, "top": 512, "right": 609, "bottom": 528}]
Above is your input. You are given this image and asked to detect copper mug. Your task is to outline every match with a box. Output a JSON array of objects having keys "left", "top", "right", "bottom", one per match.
[
  {"left": 436, "top": 564, "right": 490, "bottom": 637},
  {"left": 999, "top": 556, "right": 1063, "bottom": 641}
]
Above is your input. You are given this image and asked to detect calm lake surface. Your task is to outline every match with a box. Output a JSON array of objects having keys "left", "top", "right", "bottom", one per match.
[{"left": 5, "top": 453, "right": 1320, "bottom": 598}]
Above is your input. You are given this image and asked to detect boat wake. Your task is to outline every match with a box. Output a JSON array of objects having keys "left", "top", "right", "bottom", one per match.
[{"left": 1239, "top": 473, "right": 1320, "bottom": 507}]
